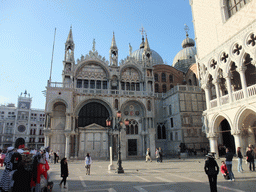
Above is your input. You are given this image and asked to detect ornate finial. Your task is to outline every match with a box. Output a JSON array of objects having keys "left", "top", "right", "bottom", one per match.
[
  {"left": 92, "top": 39, "right": 96, "bottom": 52},
  {"left": 139, "top": 26, "right": 146, "bottom": 37},
  {"left": 184, "top": 24, "right": 189, "bottom": 37}
]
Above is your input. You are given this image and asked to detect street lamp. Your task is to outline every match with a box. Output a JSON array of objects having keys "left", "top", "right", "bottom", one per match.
[{"left": 106, "top": 111, "right": 129, "bottom": 174}]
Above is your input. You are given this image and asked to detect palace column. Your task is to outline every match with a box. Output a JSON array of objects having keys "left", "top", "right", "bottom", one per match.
[
  {"left": 202, "top": 84, "right": 211, "bottom": 109},
  {"left": 207, "top": 132, "right": 219, "bottom": 158},
  {"left": 238, "top": 66, "right": 248, "bottom": 98},
  {"left": 75, "top": 116, "right": 79, "bottom": 157},
  {"left": 232, "top": 129, "right": 242, "bottom": 155},
  {"left": 213, "top": 79, "right": 221, "bottom": 106},
  {"left": 65, "top": 113, "right": 72, "bottom": 130},
  {"left": 224, "top": 73, "right": 234, "bottom": 103},
  {"left": 64, "top": 132, "right": 71, "bottom": 159}
]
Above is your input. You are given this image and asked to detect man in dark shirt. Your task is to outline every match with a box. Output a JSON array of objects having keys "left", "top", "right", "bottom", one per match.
[
  {"left": 225, "top": 148, "right": 235, "bottom": 181},
  {"left": 204, "top": 153, "right": 219, "bottom": 192}
]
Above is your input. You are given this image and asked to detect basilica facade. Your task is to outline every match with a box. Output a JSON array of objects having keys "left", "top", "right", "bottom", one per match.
[
  {"left": 190, "top": 0, "right": 256, "bottom": 156},
  {"left": 44, "top": 27, "right": 207, "bottom": 159}
]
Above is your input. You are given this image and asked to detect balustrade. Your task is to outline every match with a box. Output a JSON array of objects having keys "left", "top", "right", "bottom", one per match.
[
  {"left": 248, "top": 84, "right": 256, "bottom": 97},
  {"left": 233, "top": 89, "right": 244, "bottom": 101},
  {"left": 210, "top": 99, "right": 218, "bottom": 108},
  {"left": 221, "top": 95, "right": 229, "bottom": 105}
]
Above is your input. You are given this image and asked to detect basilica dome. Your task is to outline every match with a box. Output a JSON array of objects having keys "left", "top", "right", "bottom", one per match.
[
  {"left": 131, "top": 48, "right": 164, "bottom": 65},
  {"left": 172, "top": 35, "right": 197, "bottom": 73}
]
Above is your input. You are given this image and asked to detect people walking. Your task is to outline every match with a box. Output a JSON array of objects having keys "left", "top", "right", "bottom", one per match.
[
  {"left": 246, "top": 147, "right": 255, "bottom": 171},
  {"left": 237, "top": 147, "right": 243, "bottom": 173},
  {"left": 59, "top": 158, "right": 68, "bottom": 189},
  {"left": 155, "top": 148, "right": 160, "bottom": 163},
  {"left": 85, "top": 153, "right": 92, "bottom": 175},
  {"left": 145, "top": 148, "right": 152, "bottom": 162},
  {"left": 225, "top": 148, "right": 235, "bottom": 181},
  {"left": 204, "top": 153, "right": 219, "bottom": 192},
  {"left": 0, "top": 150, "right": 6, "bottom": 167},
  {"left": 159, "top": 147, "right": 163, "bottom": 163}
]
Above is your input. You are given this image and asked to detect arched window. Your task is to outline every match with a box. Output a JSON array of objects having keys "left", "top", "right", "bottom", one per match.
[
  {"left": 188, "top": 79, "right": 192, "bottom": 85},
  {"left": 135, "top": 124, "right": 138, "bottom": 134},
  {"left": 154, "top": 74, "right": 159, "bottom": 82},
  {"left": 169, "top": 75, "right": 173, "bottom": 83},
  {"left": 161, "top": 73, "right": 166, "bottom": 82},
  {"left": 126, "top": 120, "right": 139, "bottom": 135},
  {"left": 147, "top": 100, "right": 151, "bottom": 111},
  {"left": 77, "top": 79, "right": 82, "bottom": 88},
  {"left": 193, "top": 74, "right": 197, "bottom": 86},
  {"left": 157, "top": 124, "right": 166, "bottom": 139},
  {"left": 126, "top": 82, "right": 130, "bottom": 90},
  {"left": 155, "top": 84, "right": 159, "bottom": 93},
  {"left": 90, "top": 80, "right": 95, "bottom": 89},
  {"left": 131, "top": 83, "right": 135, "bottom": 91},
  {"left": 96, "top": 80, "right": 101, "bottom": 89},
  {"left": 131, "top": 125, "right": 134, "bottom": 134},
  {"left": 114, "top": 99, "right": 118, "bottom": 110},
  {"left": 162, "top": 84, "right": 166, "bottom": 93}
]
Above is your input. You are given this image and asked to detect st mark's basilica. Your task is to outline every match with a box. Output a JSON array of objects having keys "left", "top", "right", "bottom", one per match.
[{"left": 44, "top": 27, "right": 208, "bottom": 159}]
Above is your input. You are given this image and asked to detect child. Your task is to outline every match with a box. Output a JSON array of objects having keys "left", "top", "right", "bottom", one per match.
[{"left": 220, "top": 161, "right": 230, "bottom": 180}]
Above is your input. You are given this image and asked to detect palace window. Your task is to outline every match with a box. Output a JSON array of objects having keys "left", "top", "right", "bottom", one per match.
[
  {"left": 169, "top": 75, "right": 173, "bottom": 83},
  {"left": 161, "top": 73, "right": 166, "bottom": 82},
  {"left": 227, "top": 0, "right": 251, "bottom": 18},
  {"left": 162, "top": 84, "right": 167, "bottom": 93},
  {"left": 155, "top": 84, "right": 159, "bottom": 93},
  {"left": 154, "top": 74, "right": 159, "bottom": 82},
  {"left": 157, "top": 124, "right": 166, "bottom": 139}
]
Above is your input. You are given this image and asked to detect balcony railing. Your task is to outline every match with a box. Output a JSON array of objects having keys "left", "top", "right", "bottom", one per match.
[
  {"left": 210, "top": 99, "right": 217, "bottom": 108},
  {"left": 221, "top": 95, "right": 229, "bottom": 105},
  {"left": 209, "top": 84, "right": 256, "bottom": 109},
  {"left": 233, "top": 89, "right": 244, "bottom": 101}
]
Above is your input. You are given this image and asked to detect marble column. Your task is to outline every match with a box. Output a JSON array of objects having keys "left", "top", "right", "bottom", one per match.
[
  {"left": 202, "top": 84, "right": 211, "bottom": 109},
  {"left": 65, "top": 113, "right": 72, "bottom": 130},
  {"left": 225, "top": 73, "right": 234, "bottom": 103},
  {"left": 65, "top": 132, "right": 71, "bottom": 159},
  {"left": 213, "top": 79, "right": 221, "bottom": 106},
  {"left": 232, "top": 130, "right": 242, "bottom": 155},
  {"left": 75, "top": 117, "right": 79, "bottom": 157},
  {"left": 238, "top": 66, "right": 248, "bottom": 98},
  {"left": 207, "top": 132, "right": 219, "bottom": 158}
]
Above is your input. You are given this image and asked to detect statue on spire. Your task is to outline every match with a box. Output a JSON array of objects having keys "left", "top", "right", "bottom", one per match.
[
  {"left": 129, "top": 43, "right": 132, "bottom": 56},
  {"left": 92, "top": 39, "right": 96, "bottom": 52}
]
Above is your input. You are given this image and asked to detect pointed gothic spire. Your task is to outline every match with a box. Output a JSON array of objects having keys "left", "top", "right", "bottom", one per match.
[
  {"left": 144, "top": 34, "right": 150, "bottom": 51},
  {"left": 111, "top": 32, "right": 117, "bottom": 49},
  {"left": 66, "top": 26, "right": 74, "bottom": 43}
]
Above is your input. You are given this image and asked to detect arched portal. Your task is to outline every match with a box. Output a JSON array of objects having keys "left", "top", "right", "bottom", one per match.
[
  {"left": 220, "top": 119, "right": 235, "bottom": 154},
  {"left": 78, "top": 102, "right": 110, "bottom": 127}
]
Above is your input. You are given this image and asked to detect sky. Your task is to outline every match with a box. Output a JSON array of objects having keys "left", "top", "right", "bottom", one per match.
[{"left": 0, "top": 0, "right": 194, "bottom": 109}]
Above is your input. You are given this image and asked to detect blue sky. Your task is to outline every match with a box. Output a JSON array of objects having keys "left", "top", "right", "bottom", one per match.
[{"left": 0, "top": 0, "right": 194, "bottom": 109}]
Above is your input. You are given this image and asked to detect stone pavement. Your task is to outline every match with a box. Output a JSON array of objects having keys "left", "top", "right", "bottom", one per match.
[{"left": 1, "top": 157, "right": 256, "bottom": 192}]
